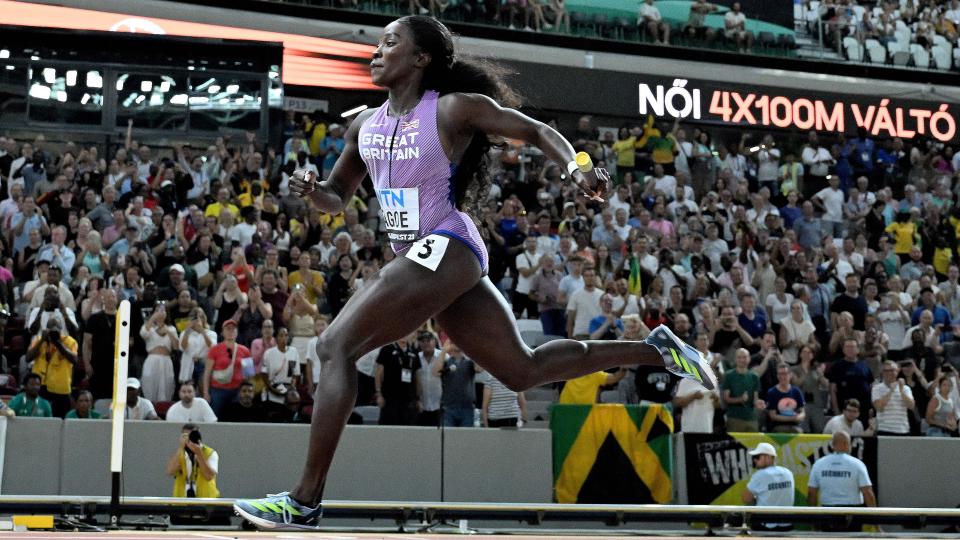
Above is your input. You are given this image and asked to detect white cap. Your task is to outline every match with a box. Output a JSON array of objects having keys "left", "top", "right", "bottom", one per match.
[
  {"left": 169, "top": 264, "right": 185, "bottom": 274},
  {"left": 749, "top": 442, "right": 777, "bottom": 457},
  {"left": 126, "top": 377, "right": 141, "bottom": 389}
]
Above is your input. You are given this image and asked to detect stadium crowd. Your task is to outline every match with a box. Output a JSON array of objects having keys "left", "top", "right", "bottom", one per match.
[{"left": 0, "top": 105, "right": 959, "bottom": 437}]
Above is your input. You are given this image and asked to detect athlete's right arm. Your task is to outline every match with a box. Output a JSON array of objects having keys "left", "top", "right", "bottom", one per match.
[{"left": 290, "top": 110, "right": 374, "bottom": 214}]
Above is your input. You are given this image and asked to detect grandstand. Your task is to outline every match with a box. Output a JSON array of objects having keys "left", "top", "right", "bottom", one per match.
[{"left": 0, "top": 0, "right": 959, "bottom": 535}]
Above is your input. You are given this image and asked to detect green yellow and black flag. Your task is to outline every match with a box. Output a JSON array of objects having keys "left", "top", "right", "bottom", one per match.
[{"left": 551, "top": 404, "right": 673, "bottom": 504}]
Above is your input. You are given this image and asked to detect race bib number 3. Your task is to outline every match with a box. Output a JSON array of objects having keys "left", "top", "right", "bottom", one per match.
[
  {"left": 378, "top": 187, "right": 420, "bottom": 243},
  {"left": 405, "top": 234, "right": 450, "bottom": 272}
]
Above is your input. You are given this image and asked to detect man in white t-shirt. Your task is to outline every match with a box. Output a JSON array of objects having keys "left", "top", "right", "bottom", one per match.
[
  {"left": 262, "top": 327, "right": 302, "bottom": 404},
  {"left": 724, "top": 2, "right": 754, "bottom": 52},
  {"left": 743, "top": 442, "right": 795, "bottom": 532},
  {"left": 566, "top": 267, "right": 603, "bottom": 339},
  {"left": 823, "top": 398, "right": 875, "bottom": 436},
  {"left": 871, "top": 360, "right": 914, "bottom": 435},
  {"left": 514, "top": 236, "right": 543, "bottom": 319},
  {"left": 105, "top": 378, "right": 160, "bottom": 420},
  {"left": 673, "top": 376, "right": 719, "bottom": 432},
  {"left": 165, "top": 381, "right": 218, "bottom": 423},
  {"left": 812, "top": 175, "right": 845, "bottom": 239},
  {"left": 808, "top": 431, "right": 876, "bottom": 531},
  {"left": 639, "top": 0, "right": 671, "bottom": 44}
]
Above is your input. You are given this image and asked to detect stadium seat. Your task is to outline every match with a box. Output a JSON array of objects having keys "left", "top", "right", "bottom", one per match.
[
  {"left": 843, "top": 37, "right": 863, "bottom": 61},
  {"left": 758, "top": 31, "right": 776, "bottom": 51},
  {"left": 911, "top": 44, "right": 931, "bottom": 69},
  {"left": 593, "top": 13, "right": 613, "bottom": 39},
  {"left": 0, "top": 374, "right": 17, "bottom": 396},
  {"left": 932, "top": 45, "right": 952, "bottom": 70},
  {"left": 154, "top": 400, "right": 174, "bottom": 420},
  {"left": 94, "top": 398, "right": 111, "bottom": 416},
  {"left": 778, "top": 34, "right": 797, "bottom": 50},
  {"left": 865, "top": 39, "right": 885, "bottom": 63},
  {"left": 892, "top": 49, "right": 912, "bottom": 66},
  {"left": 353, "top": 405, "right": 380, "bottom": 424},
  {"left": 614, "top": 17, "right": 636, "bottom": 41},
  {"left": 571, "top": 11, "right": 590, "bottom": 36}
]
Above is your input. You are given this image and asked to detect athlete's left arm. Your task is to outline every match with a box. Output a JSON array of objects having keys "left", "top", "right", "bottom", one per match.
[{"left": 446, "top": 93, "right": 605, "bottom": 201}]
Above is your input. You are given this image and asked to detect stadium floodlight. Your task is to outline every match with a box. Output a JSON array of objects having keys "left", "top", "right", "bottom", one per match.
[
  {"left": 81, "top": 93, "right": 90, "bottom": 105},
  {"left": 170, "top": 93, "right": 188, "bottom": 105},
  {"left": 159, "top": 80, "right": 171, "bottom": 92},
  {"left": 42, "top": 67, "right": 55, "bottom": 84},
  {"left": 341, "top": 105, "right": 368, "bottom": 118},
  {"left": 188, "top": 96, "right": 209, "bottom": 105},
  {"left": 4, "top": 66, "right": 13, "bottom": 71},
  {"left": 66, "top": 70, "right": 77, "bottom": 87},
  {"left": 135, "top": 94, "right": 146, "bottom": 104},
  {"left": 116, "top": 74, "right": 127, "bottom": 91},
  {"left": 86, "top": 71, "right": 102, "bottom": 88},
  {"left": 208, "top": 84, "right": 221, "bottom": 94},
  {"left": 55, "top": 90, "right": 67, "bottom": 103},
  {"left": 0, "top": 49, "right": 8, "bottom": 59},
  {"left": 29, "top": 84, "right": 50, "bottom": 100},
  {"left": 226, "top": 84, "right": 239, "bottom": 94},
  {"left": 141, "top": 80, "right": 152, "bottom": 92}
]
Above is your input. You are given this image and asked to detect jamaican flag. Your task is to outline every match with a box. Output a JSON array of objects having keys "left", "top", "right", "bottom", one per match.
[{"left": 551, "top": 404, "right": 673, "bottom": 504}]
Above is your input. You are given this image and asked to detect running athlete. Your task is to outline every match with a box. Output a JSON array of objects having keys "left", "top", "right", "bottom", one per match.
[{"left": 235, "top": 15, "right": 714, "bottom": 529}]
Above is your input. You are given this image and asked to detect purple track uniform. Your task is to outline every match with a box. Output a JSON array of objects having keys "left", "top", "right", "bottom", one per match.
[{"left": 358, "top": 90, "right": 489, "bottom": 273}]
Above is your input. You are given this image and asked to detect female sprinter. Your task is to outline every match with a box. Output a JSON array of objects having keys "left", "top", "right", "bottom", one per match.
[{"left": 235, "top": 15, "right": 713, "bottom": 529}]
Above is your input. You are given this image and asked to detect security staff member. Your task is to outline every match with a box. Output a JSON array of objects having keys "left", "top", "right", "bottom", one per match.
[
  {"left": 743, "top": 442, "right": 795, "bottom": 532},
  {"left": 808, "top": 431, "right": 876, "bottom": 531}
]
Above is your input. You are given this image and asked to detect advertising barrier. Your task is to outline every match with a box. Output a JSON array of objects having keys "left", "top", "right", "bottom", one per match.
[{"left": 683, "top": 432, "right": 878, "bottom": 506}]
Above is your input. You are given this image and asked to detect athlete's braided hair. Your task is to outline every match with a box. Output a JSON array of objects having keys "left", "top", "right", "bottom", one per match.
[{"left": 399, "top": 15, "right": 521, "bottom": 219}]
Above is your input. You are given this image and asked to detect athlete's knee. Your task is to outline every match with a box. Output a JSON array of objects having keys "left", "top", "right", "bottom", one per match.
[{"left": 314, "top": 333, "right": 360, "bottom": 367}]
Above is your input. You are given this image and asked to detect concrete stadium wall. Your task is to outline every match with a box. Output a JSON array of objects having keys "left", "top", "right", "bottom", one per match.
[
  {"left": 4, "top": 418, "right": 958, "bottom": 508},
  {"left": 2, "top": 419, "right": 551, "bottom": 502}
]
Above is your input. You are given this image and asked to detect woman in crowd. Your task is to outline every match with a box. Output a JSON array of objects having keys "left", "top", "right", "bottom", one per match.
[
  {"left": 179, "top": 308, "right": 217, "bottom": 386},
  {"left": 140, "top": 304, "right": 180, "bottom": 403}
]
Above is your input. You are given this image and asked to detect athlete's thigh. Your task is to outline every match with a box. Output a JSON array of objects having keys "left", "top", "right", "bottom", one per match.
[
  {"left": 322, "top": 235, "right": 482, "bottom": 358},
  {"left": 435, "top": 276, "right": 532, "bottom": 373}
]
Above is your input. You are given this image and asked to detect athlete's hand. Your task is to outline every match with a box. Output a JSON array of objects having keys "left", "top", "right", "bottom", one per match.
[
  {"left": 572, "top": 167, "right": 610, "bottom": 203},
  {"left": 289, "top": 169, "right": 319, "bottom": 197}
]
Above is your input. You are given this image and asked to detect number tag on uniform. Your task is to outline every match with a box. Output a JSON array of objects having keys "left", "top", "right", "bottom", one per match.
[
  {"left": 401, "top": 368, "right": 413, "bottom": 383},
  {"left": 378, "top": 187, "right": 420, "bottom": 242},
  {"left": 405, "top": 234, "right": 449, "bottom": 272}
]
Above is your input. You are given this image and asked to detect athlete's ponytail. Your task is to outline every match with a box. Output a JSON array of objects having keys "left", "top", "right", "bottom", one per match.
[{"left": 399, "top": 15, "right": 521, "bottom": 218}]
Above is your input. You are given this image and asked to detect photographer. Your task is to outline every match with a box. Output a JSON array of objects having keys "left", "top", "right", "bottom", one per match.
[
  {"left": 165, "top": 424, "right": 220, "bottom": 498},
  {"left": 26, "top": 318, "right": 78, "bottom": 417},
  {"left": 28, "top": 287, "right": 79, "bottom": 340}
]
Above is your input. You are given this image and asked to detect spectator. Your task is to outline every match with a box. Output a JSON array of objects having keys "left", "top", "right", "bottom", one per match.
[
  {"left": 414, "top": 331, "right": 443, "bottom": 426},
  {"left": 262, "top": 327, "right": 302, "bottom": 405},
  {"left": 743, "top": 442, "right": 795, "bottom": 532},
  {"left": 871, "top": 360, "right": 914, "bottom": 436},
  {"left": 559, "top": 368, "right": 627, "bottom": 404},
  {"left": 105, "top": 378, "right": 159, "bottom": 420},
  {"left": 639, "top": 0, "right": 670, "bottom": 44},
  {"left": 514, "top": 236, "right": 542, "bottom": 319},
  {"left": 304, "top": 316, "right": 328, "bottom": 396},
  {"left": 166, "top": 424, "right": 220, "bottom": 498},
  {"left": 220, "top": 381, "right": 266, "bottom": 423},
  {"left": 685, "top": 0, "right": 718, "bottom": 44},
  {"left": 203, "top": 319, "right": 251, "bottom": 417},
  {"left": 779, "top": 300, "right": 816, "bottom": 366},
  {"left": 925, "top": 375, "right": 958, "bottom": 437},
  {"left": 673, "top": 372, "right": 720, "bottom": 433},
  {"left": 27, "top": 318, "right": 78, "bottom": 417},
  {"left": 482, "top": 375, "right": 527, "bottom": 427},
  {"left": 140, "top": 304, "right": 179, "bottom": 403},
  {"left": 376, "top": 336, "right": 421, "bottom": 426},
  {"left": 8, "top": 372, "right": 52, "bottom": 417},
  {"left": 722, "top": 348, "right": 763, "bottom": 432},
  {"left": 808, "top": 431, "right": 876, "bottom": 532},
  {"left": 589, "top": 293, "right": 624, "bottom": 340},
  {"left": 65, "top": 390, "right": 100, "bottom": 419},
  {"left": 166, "top": 381, "right": 218, "bottom": 423},
  {"left": 828, "top": 339, "right": 874, "bottom": 423},
  {"left": 765, "top": 363, "right": 806, "bottom": 433},
  {"left": 434, "top": 341, "right": 478, "bottom": 427},
  {"left": 529, "top": 254, "right": 565, "bottom": 337},
  {"left": 178, "top": 308, "right": 216, "bottom": 386},
  {"left": 724, "top": 2, "right": 754, "bottom": 52},
  {"left": 823, "top": 398, "right": 874, "bottom": 436},
  {"left": 566, "top": 267, "right": 603, "bottom": 339}
]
